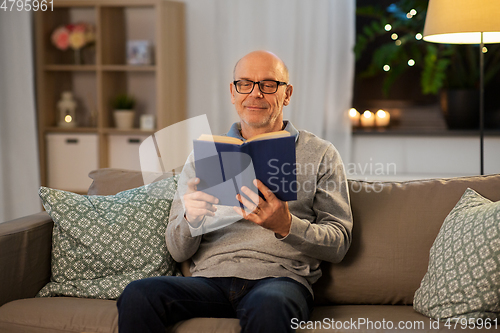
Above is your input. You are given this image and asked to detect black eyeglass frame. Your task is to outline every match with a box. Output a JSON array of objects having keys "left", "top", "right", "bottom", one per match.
[{"left": 233, "top": 79, "right": 288, "bottom": 94}]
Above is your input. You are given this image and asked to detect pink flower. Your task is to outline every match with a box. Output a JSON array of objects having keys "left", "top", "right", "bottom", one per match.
[{"left": 51, "top": 26, "right": 70, "bottom": 51}]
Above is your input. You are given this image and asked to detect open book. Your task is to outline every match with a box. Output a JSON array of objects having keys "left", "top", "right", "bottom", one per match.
[{"left": 193, "top": 130, "right": 297, "bottom": 206}]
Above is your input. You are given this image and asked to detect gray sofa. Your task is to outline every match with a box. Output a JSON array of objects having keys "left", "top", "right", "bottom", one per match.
[{"left": 1, "top": 169, "right": 499, "bottom": 332}]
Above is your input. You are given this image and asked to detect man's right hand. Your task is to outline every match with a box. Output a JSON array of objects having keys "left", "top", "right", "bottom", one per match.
[{"left": 183, "top": 177, "right": 219, "bottom": 226}]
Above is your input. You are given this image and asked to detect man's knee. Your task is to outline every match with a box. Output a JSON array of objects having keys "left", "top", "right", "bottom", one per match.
[
  {"left": 118, "top": 279, "right": 149, "bottom": 309},
  {"left": 118, "top": 277, "right": 168, "bottom": 310},
  {"left": 243, "top": 279, "right": 312, "bottom": 319}
]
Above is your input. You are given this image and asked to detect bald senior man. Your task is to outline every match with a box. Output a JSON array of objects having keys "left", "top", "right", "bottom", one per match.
[{"left": 117, "top": 50, "right": 353, "bottom": 333}]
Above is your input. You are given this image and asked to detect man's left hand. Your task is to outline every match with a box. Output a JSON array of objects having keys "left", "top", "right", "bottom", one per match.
[{"left": 233, "top": 179, "right": 292, "bottom": 237}]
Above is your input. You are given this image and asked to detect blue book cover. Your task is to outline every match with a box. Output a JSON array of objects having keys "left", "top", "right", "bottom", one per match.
[{"left": 193, "top": 132, "right": 297, "bottom": 207}]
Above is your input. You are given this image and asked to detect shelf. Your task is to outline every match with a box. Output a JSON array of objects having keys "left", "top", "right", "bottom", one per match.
[
  {"left": 44, "top": 65, "right": 156, "bottom": 72},
  {"left": 45, "top": 65, "right": 97, "bottom": 71},
  {"left": 35, "top": 0, "right": 186, "bottom": 190},
  {"left": 45, "top": 127, "right": 98, "bottom": 133},
  {"left": 41, "top": 7, "right": 97, "bottom": 65},
  {"left": 353, "top": 128, "right": 500, "bottom": 137},
  {"left": 101, "top": 65, "right": 156, "bottom": 72},
  {"left": 101, "top": 6, "right": 156, "bottom": 66},
  {"left": 103, "top": 128, "right": 155, "bottom": 135}
]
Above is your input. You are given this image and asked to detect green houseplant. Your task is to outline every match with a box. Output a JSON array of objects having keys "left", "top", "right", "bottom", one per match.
[
  {"left": 355, "top": 0, "right": 500, "bottom": 128},
  {"left": 112, "top": 94, "right": 136, "bottom": 129},
  {"left": 113, "top": 93, "right": 136, "bottom": 110}
]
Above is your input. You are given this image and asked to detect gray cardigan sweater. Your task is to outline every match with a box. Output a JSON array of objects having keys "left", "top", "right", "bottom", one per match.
[{"left": 166, "top": 121, "right": 353, "bottom": 296}]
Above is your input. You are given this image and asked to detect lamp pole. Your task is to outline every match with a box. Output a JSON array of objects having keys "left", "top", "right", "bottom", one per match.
[{"left": 480, "top": 32, "right": 484, "bottom": 175}]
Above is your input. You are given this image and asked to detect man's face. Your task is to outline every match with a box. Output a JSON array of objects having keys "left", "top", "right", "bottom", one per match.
[{"left": 230, "top": 53, "right": 292, "bottom": 131}]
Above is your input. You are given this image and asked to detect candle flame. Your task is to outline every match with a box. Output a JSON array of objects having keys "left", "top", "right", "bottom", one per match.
[{"left": 376, "top": 110, "right": 387, "bottom": 118}]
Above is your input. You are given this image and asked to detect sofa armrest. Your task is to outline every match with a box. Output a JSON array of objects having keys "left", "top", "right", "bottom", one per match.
[{"left": 0, "top": 212, "right": 53, "bottom": 307}]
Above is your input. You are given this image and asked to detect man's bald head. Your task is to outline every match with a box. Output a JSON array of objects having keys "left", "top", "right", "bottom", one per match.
[
  {"left": 230, "top": 50, "right": 293, "bottom": 138},
  {"left": 233, "top": 50, "right": 289, "bottom": 83}
]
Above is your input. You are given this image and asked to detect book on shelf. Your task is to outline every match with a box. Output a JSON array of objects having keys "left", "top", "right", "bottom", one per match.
[{"left": 193, "top": 130, "right": 297, "bottom": 207}]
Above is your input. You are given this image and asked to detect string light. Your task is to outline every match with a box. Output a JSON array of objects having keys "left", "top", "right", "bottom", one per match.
[
  {"left": 407, "top": 13, "right": 413, "bottom": 19},
  {"left": 408, "top": 59, "right": 415, "bottom": 66},
  {"left": 410, "top": 9, "right": 417, "bottom": 16},
  {"left": 383, "top": 65, "right": 391, "bottom": 71},
  {"left": 482, "top": 47, "right": 488, "bottom": 53},
  {"left": 415, "top": 33, "right": 423, "bottom": 40},
  {"left": 391, "top": 33, "right": 398, "bottom": 40},
  {"left": 395, "top": 40, "right": 402, "bottom": 46},
  {"left": 385, "top": 24, "right": 392, "bottom": 31}
]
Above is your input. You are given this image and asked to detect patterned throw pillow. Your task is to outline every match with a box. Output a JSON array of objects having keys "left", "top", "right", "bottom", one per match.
[
  {"left": 37, "top": 176, "right": 181, "bottom": 300},
  {"left": 414, "top": 188, "right": 500, "bottom": 320}
]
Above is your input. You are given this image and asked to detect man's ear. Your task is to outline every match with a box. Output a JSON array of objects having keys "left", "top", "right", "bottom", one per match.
[
  {"left": 230, "top": 82, "right": 236, "bottom": 104},
  {"left": 283, "top": 84, "right": 293, "bottom": 106}
]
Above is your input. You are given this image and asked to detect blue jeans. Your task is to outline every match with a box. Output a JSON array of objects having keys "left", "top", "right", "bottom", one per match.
[{"left": 116, "top": 276, "right": 314, "bottom": 333}]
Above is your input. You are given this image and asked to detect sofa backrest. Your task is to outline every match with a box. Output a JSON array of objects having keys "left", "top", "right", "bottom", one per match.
[
  {"left": 88, "top": 169, "right": 500, "bottom": 306},
  {"left": 312, "top": 174, "right": 500, "bottom": 306},
  {"left": 88, "top": 168, "right": 174, "bottom": 195}
]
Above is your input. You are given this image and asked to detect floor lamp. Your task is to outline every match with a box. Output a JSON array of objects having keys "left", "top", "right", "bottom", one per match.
[{"left": 423, "top": 0, "right": 500, "bottom": 175}]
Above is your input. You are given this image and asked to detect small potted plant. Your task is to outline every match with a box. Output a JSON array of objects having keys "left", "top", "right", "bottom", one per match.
[{"left": 112, "top": 94, "right": 136, "bottom": 129}]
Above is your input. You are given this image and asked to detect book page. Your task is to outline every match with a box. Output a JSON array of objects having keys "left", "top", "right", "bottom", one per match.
[
  {"left": 197, "top": 130, "right": 290, "bottom": 145},
  {"left": 197, "top": 134, "right": 244, "bottom": 145},
  {"left": 246, "top": 130, "right": 290, "bottom": 142}
]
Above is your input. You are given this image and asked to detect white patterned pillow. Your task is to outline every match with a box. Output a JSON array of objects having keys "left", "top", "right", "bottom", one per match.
[
  {"left": 37, "top": 176, "right": 181, "bottom": 300},
  {"left": 414, "top": 188, "right": 500, "bottom": 320}
]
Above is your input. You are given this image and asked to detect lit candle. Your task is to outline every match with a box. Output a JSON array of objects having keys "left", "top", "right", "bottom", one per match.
[
  {"left": 349, "top": 108, "right": 360, "bottom": 127},
  {"left": 360, "top": 110, "right": 375, "bottom": 127},
  {"left": 375, "top": 109, "right": 391, "bottom": 127}
]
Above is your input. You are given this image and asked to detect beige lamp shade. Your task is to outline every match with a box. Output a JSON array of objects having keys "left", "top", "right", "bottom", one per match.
[{"left": 423, "top": 0, "right": 500, "bottom": 44}]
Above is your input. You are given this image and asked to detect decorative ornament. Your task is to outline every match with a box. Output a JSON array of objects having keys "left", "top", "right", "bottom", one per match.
[{"left": 58, "top": 91, "right": 77, "bottom": 128}]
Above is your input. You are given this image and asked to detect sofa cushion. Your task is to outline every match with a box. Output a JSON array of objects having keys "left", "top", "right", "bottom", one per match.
[
  {"left": 313, "top": 174, "right": 500, "bottom": 306},
  {"left": 0, "top": 300, "right": 484, "bottom": 333},
  {"left": 0, "top": 297, "right": 118, "bottom": 333},
  {"left": 37, "top": 176, "right": 181, "bottom": 300},
  {"left": 308, "top": 305, "right": 439, "bottom": 332},
  {"left": 414, "top": 188, "right": 500, "bottom": 320}
]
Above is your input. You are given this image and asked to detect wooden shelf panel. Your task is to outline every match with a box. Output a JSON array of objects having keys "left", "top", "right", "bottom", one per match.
[
  {"left": 45, "top": 127, "right": 98, "bottom": 133},
  {"left": 44, "top": 65, "right": 155, "bottom": 72},
  {"left": 54, "top": 0, "right": 158, "bottom": 7},
  {"left": 45, "top": 65, "right": 97, "bottom": 71},
  {"left": 101, "top": 65, "right": 156, "bottom": 71},
  {"left": 103, "top": 128, "right": 155, "bottom": 135}
]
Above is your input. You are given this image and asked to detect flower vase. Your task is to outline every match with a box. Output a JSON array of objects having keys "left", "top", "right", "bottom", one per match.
[{"left": 74, "top": 49, "right": 81, "bottom": 65}]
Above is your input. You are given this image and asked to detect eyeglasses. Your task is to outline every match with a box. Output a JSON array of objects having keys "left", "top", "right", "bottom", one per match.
[{"left": 233, "top": 79, "right": 288, "bottom": 94}]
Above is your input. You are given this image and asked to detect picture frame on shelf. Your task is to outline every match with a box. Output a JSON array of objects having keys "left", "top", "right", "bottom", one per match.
[{"left": 127, "top": 40, "right": 154, "bottom": 65}]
